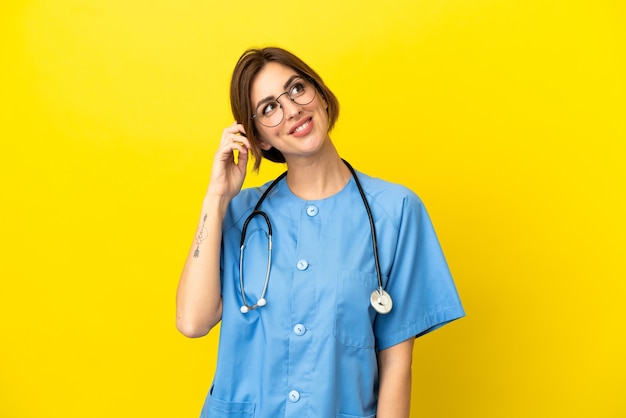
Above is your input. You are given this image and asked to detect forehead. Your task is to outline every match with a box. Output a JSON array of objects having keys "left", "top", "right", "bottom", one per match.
[{"left": 250, "top": 62, "right": 299, "bottom": 103}]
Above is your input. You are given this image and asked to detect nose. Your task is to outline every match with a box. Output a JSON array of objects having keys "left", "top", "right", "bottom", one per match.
[{"left": 278, "top": 95, "right": 301, "bottom": 120}]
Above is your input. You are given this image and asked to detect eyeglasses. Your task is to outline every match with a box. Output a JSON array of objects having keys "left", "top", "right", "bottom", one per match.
[{"left": 251, "top": 77, "right": 317, "bottom": 127}]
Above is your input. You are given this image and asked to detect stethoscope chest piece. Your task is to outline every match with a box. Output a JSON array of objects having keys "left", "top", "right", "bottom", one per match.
[{"left": 370, "top": 289, "right": 393, "bottom": 314}]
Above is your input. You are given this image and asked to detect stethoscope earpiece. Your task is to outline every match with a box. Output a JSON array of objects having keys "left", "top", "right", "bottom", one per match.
[{"left": 240, "top": 298, "right": 266, "bottom": 314}]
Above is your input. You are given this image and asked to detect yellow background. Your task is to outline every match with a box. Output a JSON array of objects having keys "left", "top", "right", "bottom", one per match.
[{"left": 1, "top": 0, "right": 624, "bottom": 417}]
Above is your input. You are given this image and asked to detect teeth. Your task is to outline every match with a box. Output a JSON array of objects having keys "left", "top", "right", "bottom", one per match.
[{"left": 294, "top": 120, "right": 310, "bottom": 133}]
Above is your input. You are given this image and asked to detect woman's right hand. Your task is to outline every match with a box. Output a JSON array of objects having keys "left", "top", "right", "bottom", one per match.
[{"left": 206, "top": 122, "right": 251, "bottom": 200}]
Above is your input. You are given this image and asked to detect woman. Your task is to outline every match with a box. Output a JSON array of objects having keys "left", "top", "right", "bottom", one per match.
[{"left": 176, "top": 47, "right": 464, "bottom": 418}]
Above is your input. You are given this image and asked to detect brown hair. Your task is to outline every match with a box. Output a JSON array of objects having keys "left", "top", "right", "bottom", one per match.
[{"left": 230, "top": 47, "right": 340, "bottom": 171}]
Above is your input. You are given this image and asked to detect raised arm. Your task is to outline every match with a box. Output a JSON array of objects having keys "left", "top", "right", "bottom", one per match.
[{"left": 176, "top": 122, "right": 250, "bottom": 338}]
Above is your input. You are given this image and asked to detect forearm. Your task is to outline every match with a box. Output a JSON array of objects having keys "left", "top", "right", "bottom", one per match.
[
  {"left": 176, "top": 196, "right": 229, "bottom": 337},
  {"left": 176, "top": 122, "right": 250, "bottom": 337},
  {"left": 377, "top": 338, "right": 415, "bottom": 418}
]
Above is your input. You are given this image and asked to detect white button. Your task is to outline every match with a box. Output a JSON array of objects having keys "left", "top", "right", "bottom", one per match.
[
  {"left": 288, "top": 390, "right": 300, "bottom": 402},
  {"left": 293, "top": 324, "right": 306, "bottom": 336},
  {"left": 306, "top": 205, "right": 319, "bottom": 217},
  {"left": 296, "top": 259, "right": 309, "bottom": 270}
]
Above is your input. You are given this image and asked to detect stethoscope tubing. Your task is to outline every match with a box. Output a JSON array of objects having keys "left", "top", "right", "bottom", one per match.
[
  {"left": 239, "top": 210, "right": 273, "bottom": 312},
  {"left": 238, "top": 160, "right": 391, "bottom": 314},
  {"left": 342, "top": 160, "right": 385, "bottom": 293}
]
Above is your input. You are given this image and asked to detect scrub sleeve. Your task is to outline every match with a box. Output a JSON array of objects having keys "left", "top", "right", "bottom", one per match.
[{"left": 372, "top": 190, "right": 465, "bottom": 349}]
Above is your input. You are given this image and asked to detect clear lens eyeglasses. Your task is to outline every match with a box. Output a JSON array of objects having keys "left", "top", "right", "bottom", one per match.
[{"left": 251, "top": 77, "right": 317, "bottom": 127}]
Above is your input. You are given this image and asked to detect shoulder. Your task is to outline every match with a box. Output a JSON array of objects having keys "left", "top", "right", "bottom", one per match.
[
  {"left": 223, "top": 180, "right": 276, "bottom": 231},
  {"left": 355, "top": 171, "right": 426, "bottom": 227},
  {"left": 356, "top": 171, "right": 420, "bottom": 201}
]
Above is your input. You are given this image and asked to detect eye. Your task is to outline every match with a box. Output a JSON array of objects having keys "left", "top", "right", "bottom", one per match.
[
  {"left": 261, "top": 101, "right": 279, "bottom": 117},
  {"left": 289, "top": 81, "right": 306, "bottom": 98}
]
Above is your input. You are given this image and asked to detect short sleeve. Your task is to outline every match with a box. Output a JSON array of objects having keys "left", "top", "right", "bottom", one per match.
[{"left": 374, "top": 193, "right": 465, "bottom": 350}]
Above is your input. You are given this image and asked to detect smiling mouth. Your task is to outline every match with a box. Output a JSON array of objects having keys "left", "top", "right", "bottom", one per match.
[{"left": 290, "top": 118, "right": 312, "bottom": 134}]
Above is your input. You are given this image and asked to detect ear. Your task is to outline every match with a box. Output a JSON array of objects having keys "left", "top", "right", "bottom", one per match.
[{"left": 320, "top": 93, "right": 328, "bottom": 110}]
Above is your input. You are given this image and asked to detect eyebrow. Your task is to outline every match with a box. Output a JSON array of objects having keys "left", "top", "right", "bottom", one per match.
[{"left": 254, "top": 75, "right": 302, "bottom": 109}]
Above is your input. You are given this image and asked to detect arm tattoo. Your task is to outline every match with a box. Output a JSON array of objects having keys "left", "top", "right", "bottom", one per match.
[{"left": 193, "top": 214, "right": 208, "bottom": 258}]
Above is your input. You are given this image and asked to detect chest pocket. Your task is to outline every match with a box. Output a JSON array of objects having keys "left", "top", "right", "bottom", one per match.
[{"left": 334, "top": 270, "right": 378, "bottom": 349}]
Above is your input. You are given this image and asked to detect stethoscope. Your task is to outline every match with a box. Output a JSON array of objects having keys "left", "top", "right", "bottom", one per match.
[{"left": 239, "top": 159, "right": 393, "bottom": 315}]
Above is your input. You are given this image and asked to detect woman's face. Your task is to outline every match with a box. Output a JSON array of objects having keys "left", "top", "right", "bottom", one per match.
[{"left": 249, "top": 62, "right": 329, "bottom": 162}]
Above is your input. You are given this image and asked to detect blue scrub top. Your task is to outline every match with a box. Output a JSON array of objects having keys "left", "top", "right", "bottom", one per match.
[{"left": 200, "top": 170, "right": 465, "bottom": 418}]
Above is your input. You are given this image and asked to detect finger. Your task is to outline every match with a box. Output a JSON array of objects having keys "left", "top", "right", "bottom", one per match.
[
  {"left": 221, "top": 124, "right": 251, "bottom": 149},
  {"left": 224, "top": 121, "right": 246, "bottom": 137},
  {"left": 236, "top": 145, "right": 250, "bottom": 166},
  {"left": 230, "top": 141, "right": 248, "bottom": 156},
  {"left": 231, "top": 120, "right": 247, "bottom": 136},
  {"left": 229, "top": 137, "right": 251, "bottom": 154},
  {"left": 214, "top": 138, "right": 247, "bottom": 165}
]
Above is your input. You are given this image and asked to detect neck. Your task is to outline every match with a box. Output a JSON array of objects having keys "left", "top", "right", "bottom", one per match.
[{"left": 284, "top": 143, "right": 351, "bottom": 200}]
